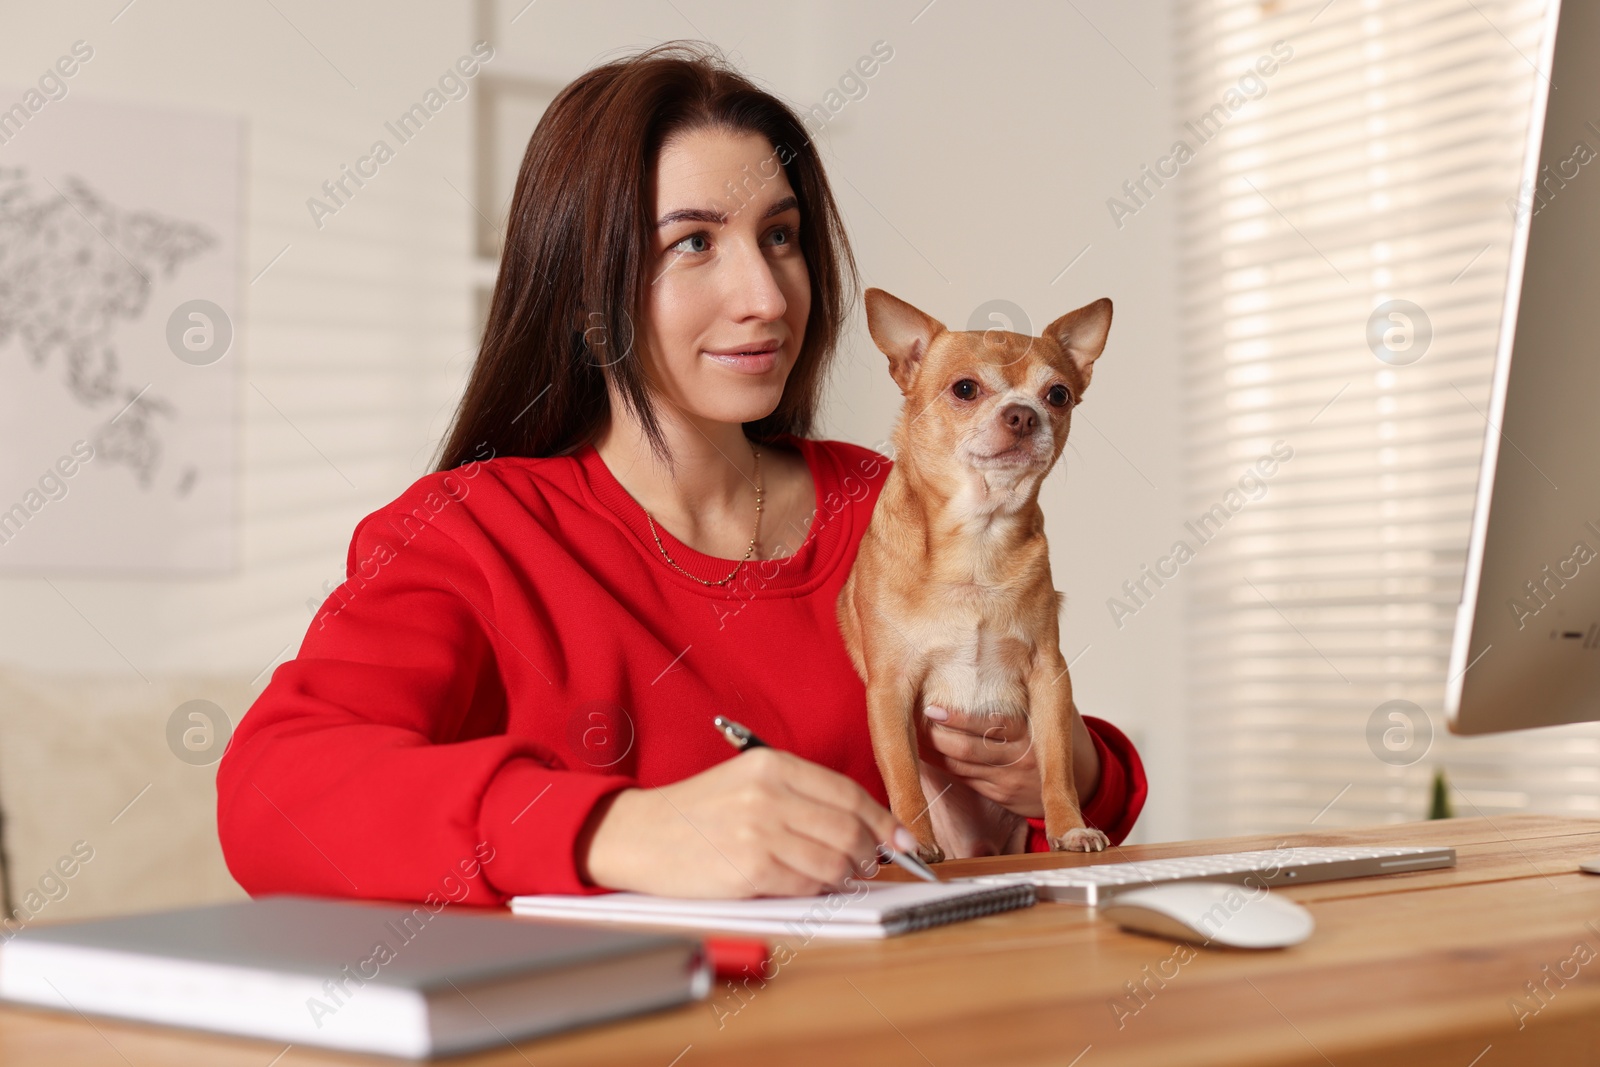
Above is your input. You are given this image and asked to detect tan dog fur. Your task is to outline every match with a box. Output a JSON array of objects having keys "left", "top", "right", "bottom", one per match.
[{"left": 837, "top": 288, "right": 1114, "bottom": 862}]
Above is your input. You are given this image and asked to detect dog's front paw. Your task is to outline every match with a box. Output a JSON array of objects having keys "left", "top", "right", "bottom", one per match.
[
  {"left": 915, "top": 840, "right": 945, "bottom": 864},
  {"left": 1049, "top": 827, "right": 1109, "bottom": 853}
]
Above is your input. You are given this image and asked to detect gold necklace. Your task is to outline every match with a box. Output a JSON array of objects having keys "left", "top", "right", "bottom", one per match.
[{"left": 644, "top": 441, "right": 763, "bottom": 586}]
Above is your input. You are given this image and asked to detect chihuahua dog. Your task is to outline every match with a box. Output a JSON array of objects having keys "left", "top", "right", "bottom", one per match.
[{"left": 837, "top": 288, "right": 1114, "bottom": 862}]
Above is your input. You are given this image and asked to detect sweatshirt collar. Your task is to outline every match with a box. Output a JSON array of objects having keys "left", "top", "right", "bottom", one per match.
[{"left": 575, "top": 433, "right": 849, "bottom": 597}]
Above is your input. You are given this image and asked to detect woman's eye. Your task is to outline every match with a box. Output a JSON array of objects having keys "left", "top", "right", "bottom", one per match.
[
  {"left": 670, "top": 233, "right": 710, "bottom": 254},
  {"left": 1046, "top": 384, "right": 1072, "bottom": 407},
  {"left": 765, "top": 224, "right": 798, "bottom": 247},
  {"left": 952, "top": 379, "right": 979, "bottom": 401}
]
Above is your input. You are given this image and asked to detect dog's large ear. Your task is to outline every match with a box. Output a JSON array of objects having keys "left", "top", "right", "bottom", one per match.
[
  {"left": 865, "top": 288, "right": 945, "bottom": 395},
  {"left": 1044, "top": 298, "right": 1113, "bottom": 392}
]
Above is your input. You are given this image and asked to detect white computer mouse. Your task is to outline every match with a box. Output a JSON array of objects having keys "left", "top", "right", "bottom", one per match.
[{"left": 1099, "top": 881, "right": 1314, "bottom": 949}]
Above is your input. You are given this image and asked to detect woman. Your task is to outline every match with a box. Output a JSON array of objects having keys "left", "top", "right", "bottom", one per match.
[{"left": 216, "top": 42, "right": 1146, "bottom": 907}]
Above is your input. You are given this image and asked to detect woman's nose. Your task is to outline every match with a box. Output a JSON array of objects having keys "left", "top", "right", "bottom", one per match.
[{"left": 723, "top": 240, "right": 788, "bottom": 322}]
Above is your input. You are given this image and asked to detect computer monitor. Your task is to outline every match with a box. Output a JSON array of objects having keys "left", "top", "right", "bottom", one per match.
[{"left": 1446, "top": 0, "right": 1600, "bottom": 735}]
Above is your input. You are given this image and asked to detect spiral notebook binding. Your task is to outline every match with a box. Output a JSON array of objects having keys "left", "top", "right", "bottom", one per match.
[{"left": 884, "top": 885, "right": 1037, "bottom": 934}]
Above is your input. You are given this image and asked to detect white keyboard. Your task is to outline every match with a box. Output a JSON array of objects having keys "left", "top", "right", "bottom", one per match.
[{"left": 960, "top": 845, "right": 1457, "bottom": 905}]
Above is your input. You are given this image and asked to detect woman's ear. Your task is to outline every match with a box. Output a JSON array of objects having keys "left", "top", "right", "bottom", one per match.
[{"left": 865, "top": 288, "right": 946, "bottom": 395}]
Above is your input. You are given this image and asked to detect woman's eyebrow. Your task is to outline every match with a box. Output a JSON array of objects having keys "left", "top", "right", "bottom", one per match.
[
  {"left": 655, "top": 194, "right": 800, "bottom": 228},
  {"left": 761, "top": 195, "right": 799, "bottom": 219}
]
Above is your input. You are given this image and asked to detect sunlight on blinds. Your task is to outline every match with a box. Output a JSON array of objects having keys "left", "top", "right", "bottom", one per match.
[{"left": 1173, "top": 0, "right": 1589, "bottom": 834}]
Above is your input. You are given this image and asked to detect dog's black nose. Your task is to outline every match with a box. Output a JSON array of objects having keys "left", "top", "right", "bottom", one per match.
[{"left": 1000, "top": 403, "right": 1037, "bottom": 436}]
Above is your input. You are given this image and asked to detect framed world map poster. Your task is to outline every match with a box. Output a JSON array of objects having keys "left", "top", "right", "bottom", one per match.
[{"left": 0, "top": 94, "right": 242, "bottom": 573}]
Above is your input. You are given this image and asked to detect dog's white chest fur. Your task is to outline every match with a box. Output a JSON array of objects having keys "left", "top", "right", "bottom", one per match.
[
  {"left": 951, "top": 466, "right": 1037, "bottom": 527},
  {"left": 906, "top": 595, "right": 1036, "bottom": 719}
]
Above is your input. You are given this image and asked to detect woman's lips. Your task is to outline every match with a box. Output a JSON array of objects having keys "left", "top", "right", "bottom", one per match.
[{"left": 704, "top": 344, "right": 780, "bottom": 374}]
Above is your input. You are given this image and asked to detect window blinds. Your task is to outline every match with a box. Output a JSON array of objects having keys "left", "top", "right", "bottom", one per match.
[{"left": 1174, "top": 0, "right": 1587, "bottom": 834}]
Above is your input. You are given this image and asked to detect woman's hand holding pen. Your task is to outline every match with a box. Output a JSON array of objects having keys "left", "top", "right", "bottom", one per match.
[{"left": 578, "top": 748, "right": 919, "bottom": 898}]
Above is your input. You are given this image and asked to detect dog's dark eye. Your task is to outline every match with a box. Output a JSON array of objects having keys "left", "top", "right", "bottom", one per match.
[
  {"left": 951, "top": 379, "right": 979, "bottom": 401},
  {"left": 1046, "top": 384, "right": 1072, "bottom": 408}
]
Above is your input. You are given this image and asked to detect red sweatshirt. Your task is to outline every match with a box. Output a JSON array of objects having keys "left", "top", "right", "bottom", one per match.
[{"left": 216, "top": 434, "right": 1147, "bottom": 907}]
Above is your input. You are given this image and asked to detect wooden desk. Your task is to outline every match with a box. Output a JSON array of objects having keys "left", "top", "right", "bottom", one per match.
[{"left": 5, "top": 815, "right": 1600, "bottom": 1066}]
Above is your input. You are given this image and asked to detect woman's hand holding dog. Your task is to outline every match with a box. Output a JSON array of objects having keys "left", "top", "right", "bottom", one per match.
[
  {"left": 579, "top": 747, "right": 917, "bottom": 898},
  {"left": 918, "top": 703, "right": 1101, "bottom": 819}
]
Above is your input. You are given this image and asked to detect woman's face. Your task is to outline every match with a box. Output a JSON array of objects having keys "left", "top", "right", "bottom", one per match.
[{"left": 641, "top": 126, "right": 811, "bottom": 427}]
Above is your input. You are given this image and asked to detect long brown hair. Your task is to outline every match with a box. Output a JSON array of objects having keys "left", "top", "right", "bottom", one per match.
[{"left": 433, "top": 41, "right": 858, "bottom": 473}]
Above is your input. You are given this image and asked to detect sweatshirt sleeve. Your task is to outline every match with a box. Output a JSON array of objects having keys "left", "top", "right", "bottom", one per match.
[
  {"left": 215, "top": 494, "right": 634, "bottom": 908},
  {"left": 1023, "top": 714, "right": 1148, "bottom": 851}
]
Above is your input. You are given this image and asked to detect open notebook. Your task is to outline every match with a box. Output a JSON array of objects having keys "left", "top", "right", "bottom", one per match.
[{"left": 510, "top": 881, "right": 1036, "bottom": 939}]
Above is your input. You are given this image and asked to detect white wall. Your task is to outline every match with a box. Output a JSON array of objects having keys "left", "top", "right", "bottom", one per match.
[
  {"left": 0, "top": 0, "right": 479, "bottom": 676},
  {"left": 0, "top": 0, "right": 1187, "bottom": 841}
]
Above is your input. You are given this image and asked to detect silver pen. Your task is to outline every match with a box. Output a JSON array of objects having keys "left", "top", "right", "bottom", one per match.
[{"left": 712, "top": 714, "right": 941, "bottom": 883}]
